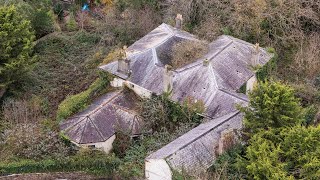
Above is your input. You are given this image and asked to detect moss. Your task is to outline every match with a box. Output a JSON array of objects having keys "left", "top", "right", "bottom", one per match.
[{"left": 56, "top": 72, "right": 111, "bottom": 122}]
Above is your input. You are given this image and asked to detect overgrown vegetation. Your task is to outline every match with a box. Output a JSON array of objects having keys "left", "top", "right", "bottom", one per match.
[
  {"left": 211, "top": 81, "right": 320, "bottom": 179},
  {"left": 56, "top": 71, "right": 111, "bottom": 121},
  {"left": 1, "top": 0, "right": 319, "bottom": 179},
  {"left": 140, "top": 93, "right": 205, "bottom": 132},
  {"left": 171, "top": 40, "right": 209, "bottom": 69}
]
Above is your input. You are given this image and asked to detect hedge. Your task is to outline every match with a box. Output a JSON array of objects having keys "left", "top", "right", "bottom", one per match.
[{"left": 0, "top": 150, "right": 121, "bottom": 176}]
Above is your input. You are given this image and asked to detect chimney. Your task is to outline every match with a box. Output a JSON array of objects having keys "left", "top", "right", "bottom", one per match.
[
  {"left": 175, "top": 14, "right": 183, "bottom": 29},
  {"left": 203, "top": 59, "right": 210, "bottom": 66},
  {"left": 117, "top": 46, "right": 131, "bottom": 76},
  {"left": 163, "top": 65, "right": 173, "bottom": 92},
  {"left": 251, "top": 43, "right": 260, "bottom": 67}
]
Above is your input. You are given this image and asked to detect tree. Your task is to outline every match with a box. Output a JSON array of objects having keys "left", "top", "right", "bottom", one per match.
[
  {"left": 243, "top": 125, "right": 320, "bottom": 179},
  {"left": 239, "top": 81, "right": 303, "bottom": 136},
  {"left": 0, "top": 5, "right": 35, "bottom": 92}
]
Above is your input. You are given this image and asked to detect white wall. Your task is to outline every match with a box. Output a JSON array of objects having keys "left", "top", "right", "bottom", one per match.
[
  {"left": 72, "top": 135, "right": 116, "bottom": 154},
  {"left": 145, "top": 159, "right": 172, "bottom": 180},
  {"left": 246, "top": 75, "right": 257, "bottom": 94},
  {"left": 124, "top": 81, "right": 152, "bottom": 98},
  {"left": 110, "top": 77, "right": 152, "bottom": 98}
]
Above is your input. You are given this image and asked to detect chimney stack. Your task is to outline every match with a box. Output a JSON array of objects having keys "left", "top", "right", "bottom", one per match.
[
  {"left": 251, "top": 43, "right": 260, "bottom": 67},
  {"left": 163, "top": 65, "right": 173, "bottom": 92},
  {"left": 175, "top": 14, "right": 183, "bottom": 29},
  {"left": 117, "top": 46, "right": 131, "bottom": 76}
]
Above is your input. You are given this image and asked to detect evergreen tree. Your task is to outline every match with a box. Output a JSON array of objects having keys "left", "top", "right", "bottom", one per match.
[
  {"left": 240, "top": 81, "right": 303, "bottom": 136},
  {"left": 0, "top": 5, "right": 35, "bottom": 91},
  {"left": 243, "top": 125, "right": 320, "bottom": 179}
]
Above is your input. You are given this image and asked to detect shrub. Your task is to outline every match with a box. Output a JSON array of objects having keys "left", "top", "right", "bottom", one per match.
[
  {"left": 53, "top": 3, "right": 64, "bottom": 20},
  {"left": 56, "top": 72, "right": 111, "bottom": 121},
  {"left": 209, "top": 144, "right": 247, "bottom": 180},
  {"left": 256, "top": 47, "right": 277, "bottom": 81},
  {"left": 171, "top": 40, "right": 209, "bottom": 69},
  {"left": 303, "top": 105, "right": 318, "bottom": 126},
  {"left": 239, "top": 81, "right": 303, "bottom": 136},
  {"left": 0, "top": 149, "right": 121, "bottom": 176},
  {"left": 32, "top": 8, "right": 55, "bottom": 38},
  {"left": 140, "top": 93, "right": 204, "bottom": 132},
  {"left": 66, "top": 15, "right": 78, "bottom": 32}
]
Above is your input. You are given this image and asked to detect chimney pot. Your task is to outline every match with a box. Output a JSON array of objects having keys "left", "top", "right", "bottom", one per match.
[
  {"left": 175, "top": 14, "right": 183, "bottom": 29},
  {"left": 203, "top": 59, "right": 210, "bottom": 66}
]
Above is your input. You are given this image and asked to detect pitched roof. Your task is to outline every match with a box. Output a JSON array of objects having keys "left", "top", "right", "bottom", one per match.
[
  {"left": 60, "top": 90, "right": 142, "bottom": 144},
  {"left": 146, "top": 111, "right": 243, "bottom": 175},
  {"left": 100, "top": 23, "right": 273, "bottom": 118}
]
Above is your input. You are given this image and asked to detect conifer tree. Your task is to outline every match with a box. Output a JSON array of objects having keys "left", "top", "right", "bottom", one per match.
[
  {"left": 0, "top": 5, "right": 35, "bottom": 91},
  {"left": 240, "top": 81, "right": 303, "bottom": 136}
]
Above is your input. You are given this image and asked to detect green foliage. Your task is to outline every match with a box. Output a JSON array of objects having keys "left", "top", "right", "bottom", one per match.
[
  {"left": 245, "top": 132, "right": 293, "bottom": 180},
  {"left": 66, "top": 15, "right": 78, "bottom": 32},
  {"left": 32, "top": 8, "right": 54, "bottom": 38},
  {"left": 256, "top": 47, "right": 277, "bottom": 81},
  {"left": 243, "top": 125, "right": 320, "bottom": 179},
  {"left": 2, "top": 0, "right": 55, "bottom": 39},
  {"left": 239, "top": 81, "right": 303, "bottom": 136},
  {"left": 140, "top": 93, "right": 204, "bottom": 132},
  {"left": 56, "top": 72, "right": 111, "bottom": 121},
  {"left": 172, "top": 170, "right": 193, "bottom": 180},
  {"left": 209, "top": 144, "right": 247, "bottom": 179},
  {"left": 303, "top": 105, "right": 318, "bottom": 125},
  {"left": 53, "top": 3, "right": 64, "bottom": 20},
  {"left": 0, "top": 5, "right": 35, "bottom": 91},
  {"left": 0, "top": 149, "right": 121, "bottom": 176}
]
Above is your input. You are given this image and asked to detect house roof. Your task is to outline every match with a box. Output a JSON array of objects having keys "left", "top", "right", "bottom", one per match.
[
  {"left": 146, "top": 111, "right": 243, "bottom": 176},
  {"left": 60, "top": 90, "right": 142, "bottom": 144},
  {"left": 100, "top": 23, "right": 272, "bottom": 118},
  {"left": 60, "top": 23, "right": 273, "bottom": 145}
]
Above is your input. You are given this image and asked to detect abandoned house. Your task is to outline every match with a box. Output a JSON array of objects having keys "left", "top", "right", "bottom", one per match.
[{"left": 60, "top": 16, "right": 273, "bottom": 179}]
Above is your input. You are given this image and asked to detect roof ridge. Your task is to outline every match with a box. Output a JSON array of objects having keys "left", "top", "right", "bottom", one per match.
[
  {"left": 218, "top": 88, "right": 249, "bottom": 102},
  {"left": 79, "top": 117, "right": 89, "bottom": 144},
  {"left": 87, "top": 116, "right": 106, "bottom": 142}
]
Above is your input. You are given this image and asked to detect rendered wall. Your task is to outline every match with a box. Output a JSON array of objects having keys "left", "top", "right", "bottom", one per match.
[
  {"left": 246, "top": 75, "right": 257, "bottom": 94},
  {"left": 145, "top": 159, "right": 172, "bottom": 180},
  {"left": 111, "top": 77, "right": 152, "bottom": 98},
  {"left": 73, "top": 135, "right": 116, "bottom": 154}
]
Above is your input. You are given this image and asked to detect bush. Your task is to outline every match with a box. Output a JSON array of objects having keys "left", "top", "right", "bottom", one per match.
[
  {"left": 171, "top": 40, "right": 209, "bottom": 69},
  {"left": 140, "top": 93, "right": 204, "bottom": 132},
  {"left": 209, "top": 144, "right": 247, "bottom": 180},
  {"left": 56, "top": 72, "right": 111, "bottom": 121},
  {"left": 32, "top": 8, "right": 55, "bottom": 38},
  {"left": 66, "top": 15, "right": 78, "bottom": 32},
  {"left": 53, "top": 3, "right": 64, "bottom": 20},
  {"left": 256, "top": 47, "right": 277, "bottom": 81},
  {"left": 239, "top": 81, "right": 303, "bottom": 137}
]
